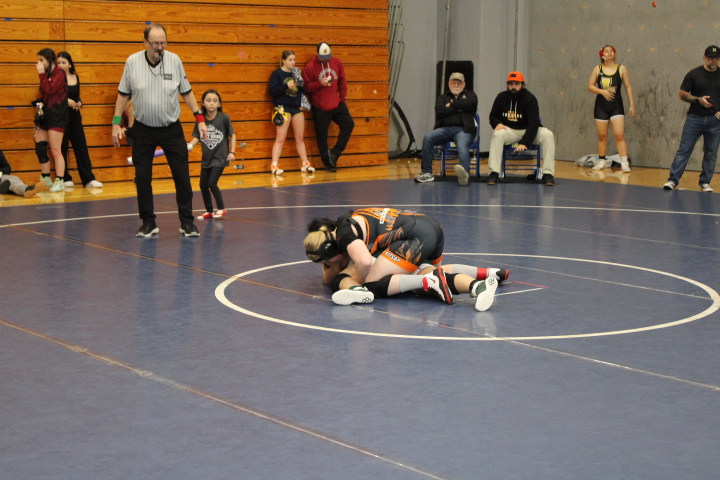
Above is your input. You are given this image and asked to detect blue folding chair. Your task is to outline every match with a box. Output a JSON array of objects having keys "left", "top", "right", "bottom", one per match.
[
  {"left": 500, "top": 143, "right": 541, "bottom": 180},
  {"left": 439, "top": 113, "right": 481, "bottom": 179}
]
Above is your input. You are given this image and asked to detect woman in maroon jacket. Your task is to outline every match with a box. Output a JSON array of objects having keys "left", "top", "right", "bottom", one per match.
[{"left": 34, "top": 48, "right": 69, "bottom": 192}]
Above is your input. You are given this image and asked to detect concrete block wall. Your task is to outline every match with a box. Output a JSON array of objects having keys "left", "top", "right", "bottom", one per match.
[{"left": 528, "top": 1, "right": 720, "bottom": 171}]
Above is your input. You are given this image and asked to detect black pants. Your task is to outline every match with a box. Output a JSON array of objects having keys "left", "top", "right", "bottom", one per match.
[
  {"left": 199, "top": 166, "right": 225, "bottom": 211},
  {"left": 312, "top": 101, "right": 354, "bottom": 166},
  {"left": 132, "top": 120, "right": 194, "bottom": 224},
  {"left": 61, "top": 110, "right": 97, "bottom": 185}
]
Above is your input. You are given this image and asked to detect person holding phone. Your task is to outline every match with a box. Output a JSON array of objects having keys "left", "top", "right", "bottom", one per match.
[
  {"left": 303, "top": 42, "right": 354, "bottom": 172},
  {"left": 664, "top": 45, "right": 720, "bottom": 192}
]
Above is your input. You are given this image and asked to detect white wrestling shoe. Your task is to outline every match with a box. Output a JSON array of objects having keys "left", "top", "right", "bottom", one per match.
[
  {"left": 486, "top": 268, "right": 509, "bottom": 284},
  {"left": 332, "top": 286, "right": 374, "bottom": 305},
  {"left": 471, "top": 276, "right": 498, "bottom": 312}
]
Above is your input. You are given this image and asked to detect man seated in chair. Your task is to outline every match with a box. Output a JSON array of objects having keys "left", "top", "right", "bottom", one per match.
[
  {"left": 415, "top": 72, "right": 478, "bottom": 186},
  {"left": 487, "top": 71, "right": 556, "bottom": 186}
]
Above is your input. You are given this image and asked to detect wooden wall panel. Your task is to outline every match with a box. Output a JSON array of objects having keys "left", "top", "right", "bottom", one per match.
[
  {"left": 0, "top": 21, "right": 64, "bottom": 41},
  {"left": 0, "top": 118, "right": 389, "bottom": 152},
  {"left": 149, "top": 0, "right": 388, "bottom": 8},
  {"left": 65, "top": 22, "right": 388, "bottom": 46},
  {"left": 63, "top": 43, "right": 389, "bottom": 65},
  {"left": 0, "top": 1, "right": 63, "bottom": 19},
  {"left": 0, "top": 64, "right": 388, "bottom": 86},
  {"left": 64, "top": 1, "right": 387, "bottom": 28},
  {"left": 0, "top": 81, "right": 389, "bottom": 107},
  {"left": 0, "top": 42, "right": 66, "bottom": 63},
  {"left": 0, "top": 0, "right": 389, "bottom": 183}
]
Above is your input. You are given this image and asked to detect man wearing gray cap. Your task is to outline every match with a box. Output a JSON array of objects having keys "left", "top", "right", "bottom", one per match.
[
  {"left": 664, "top": 45, "right": 720, "bottom": 192},
  {"left": 415, "top": 72, "right": 478, "bottom": 185}
]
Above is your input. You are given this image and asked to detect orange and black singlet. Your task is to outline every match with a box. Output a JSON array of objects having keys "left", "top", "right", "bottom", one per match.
[{"left": 347, "top": 208, "right": 445, "bottom": 273}]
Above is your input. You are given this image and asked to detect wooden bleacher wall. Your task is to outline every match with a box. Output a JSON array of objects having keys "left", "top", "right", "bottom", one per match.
[{"left": 0, "top": 0, "right": 389, "bottom": 184}]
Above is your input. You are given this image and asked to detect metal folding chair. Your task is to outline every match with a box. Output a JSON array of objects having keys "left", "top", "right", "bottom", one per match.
[
  {"left": 500, "top": 143, "right": 541, "bottom": 180},
  {"left": 439, "top": 113, "right": 481, "bottom": 179}
]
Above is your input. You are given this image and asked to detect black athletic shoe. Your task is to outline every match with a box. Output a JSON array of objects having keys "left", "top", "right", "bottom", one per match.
[
  {"left": 136, "top": 220, "right": 159, "bottom": 237},
  {"left": 542, "top": 174, "right": 555, "bottom": 186},
  {"left": 486, "top": 171, "right": 500, "bottom": 185},
  {"left": 179, "top": 222, "right": 200, "bottom": 237}
]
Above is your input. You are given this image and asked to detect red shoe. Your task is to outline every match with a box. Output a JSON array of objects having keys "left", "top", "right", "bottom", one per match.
[
  {"left": 197, "top": 212, "right": 213, "bottom": 220},
  {"left": 212, "top": 209, "right": 226, "bottom": 218}
]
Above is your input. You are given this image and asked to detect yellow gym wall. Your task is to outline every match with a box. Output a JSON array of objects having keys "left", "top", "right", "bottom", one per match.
[{"left": 0, "top": 0, "right": 389, "bottom": 184}]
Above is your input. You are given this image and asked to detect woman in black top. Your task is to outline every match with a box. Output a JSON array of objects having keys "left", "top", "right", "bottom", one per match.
[
  {"left": 587, "top": 45, "right": 636, "bottom": 172},
  {"left": 56, "top": 52, "right": 102, "bottom": 189},
  {"left": 268, "top": 50, "right": 313, "bottom": 176}
]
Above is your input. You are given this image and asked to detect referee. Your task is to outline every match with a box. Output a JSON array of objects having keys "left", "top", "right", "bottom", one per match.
[{"left": 111, "top": 23, "right": 208, "bottom": 237}]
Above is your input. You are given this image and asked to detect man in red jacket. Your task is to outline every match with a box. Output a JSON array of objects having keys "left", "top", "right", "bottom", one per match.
[{"left": 303, "top": 42, "right": 354, "bottom": 172}]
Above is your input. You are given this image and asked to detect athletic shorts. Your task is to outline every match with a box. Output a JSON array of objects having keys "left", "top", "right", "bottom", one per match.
[
  {"left": 380, "top": 215, "right": 444, "bottom": 272},
  {"left": 280, "top": 105, "right": 303, "bottom": 117}
]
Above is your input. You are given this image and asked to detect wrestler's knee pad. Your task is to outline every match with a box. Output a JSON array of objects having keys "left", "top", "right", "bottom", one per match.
[
  {"left": 330, "top": 272, "right": 351, "bottom": 293},
  {"left": 35, "top": 141, "right": 50, "bottom": 164},
  {"left": 362, "top": 275, "right": 393, "bottom": 299}
]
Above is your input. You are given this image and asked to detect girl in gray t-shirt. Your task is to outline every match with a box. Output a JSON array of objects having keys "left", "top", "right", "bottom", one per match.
[{"left": 189, "top": 90, "right": 236, "bottom": 219}]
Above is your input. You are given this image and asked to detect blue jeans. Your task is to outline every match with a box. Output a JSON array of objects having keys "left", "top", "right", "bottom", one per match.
[
  {"left": 421, "top": 126, "right": 473, "bottom": 174},
  {"left": 668, "top": 113, "right": 720, "bottom": 185}
]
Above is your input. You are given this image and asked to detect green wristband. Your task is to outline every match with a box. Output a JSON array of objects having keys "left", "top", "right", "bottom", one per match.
[{"left": 112, "top": 115, "right": 122, "bottom": 125}]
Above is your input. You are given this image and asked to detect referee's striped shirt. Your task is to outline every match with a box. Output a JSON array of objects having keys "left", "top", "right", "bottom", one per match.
[{"left": 118, "top": 51, "right": 193, "bottom": 128}]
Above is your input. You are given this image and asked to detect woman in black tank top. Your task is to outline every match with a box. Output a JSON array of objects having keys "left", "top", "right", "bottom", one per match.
[
  {"left": 587, "top": 45, "right": 636, "bottom": 172},
  {"left": 57, "top": 52, "right": 102, "bottom": 189}
]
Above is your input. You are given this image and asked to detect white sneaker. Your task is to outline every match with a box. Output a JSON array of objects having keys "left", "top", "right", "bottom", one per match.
[
  {"left": 663, "top": 181, "right": 676, "bottom": 190},
  {"left": 85, "top": 180, "right": 103, "bottom": 188},
  {"left": 453, "top": 164, "right": 469, "bottom": 186},
  {"left": 49, "top": 177, "right": 65, "bottom": 192},
  {"left": 700, "top": 183, "right": 713, "bottom": 192},
  {"left": 592, "top": 159, "right": 606, "bottom": 170},
  {"left": 332, "top": 286, "right": 374, "bottom": 305},
  {"left": 471, "top": 276, "right": 498, "bottom": 312},
  {"left": 620, "top": 160, "right": 631, "bottom": 173},
  {"left": 63, "top": 180, "right": 74, "bottom": 188}
]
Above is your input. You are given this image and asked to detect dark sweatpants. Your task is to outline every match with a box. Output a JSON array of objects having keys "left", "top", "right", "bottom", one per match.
[
  {"left": 312, "top": 101, "right": 354, "bottom": 167},
  {"left": 61, "top": 109, "right": 97, "bottom": 186},
  {"left": 131, "top": 120, "right": 194, "bottom": 224}
]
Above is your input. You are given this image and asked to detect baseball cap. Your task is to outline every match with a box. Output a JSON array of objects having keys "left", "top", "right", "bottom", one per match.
[
  {"left": 317, "top": 42, "right": 332, "bottom": 60},
  {"left": 705, "top": 45, "right": 720, "bottom": 58},
  {"left": 507, "top": 71, "right": 525, "bottom": 82},
  {"left": 449, "top": 72, "right": 465, "bottom": 82}
]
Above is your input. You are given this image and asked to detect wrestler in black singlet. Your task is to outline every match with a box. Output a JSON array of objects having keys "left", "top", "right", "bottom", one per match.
[{"left": 594, "top": 64, "right": 624, "bottom": 121}]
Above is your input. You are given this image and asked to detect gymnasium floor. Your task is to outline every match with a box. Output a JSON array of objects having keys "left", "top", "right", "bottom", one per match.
[{"left": 1, "top": 159, "right": 719, "bottom": 479}]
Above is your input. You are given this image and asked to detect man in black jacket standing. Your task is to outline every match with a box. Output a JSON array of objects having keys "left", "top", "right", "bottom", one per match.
[
  {"left": 415, "top": 72, "right": 478, "bottom": 186},
  {"left": 487, "top": 71, "right": 556, "bottom": 186}
]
